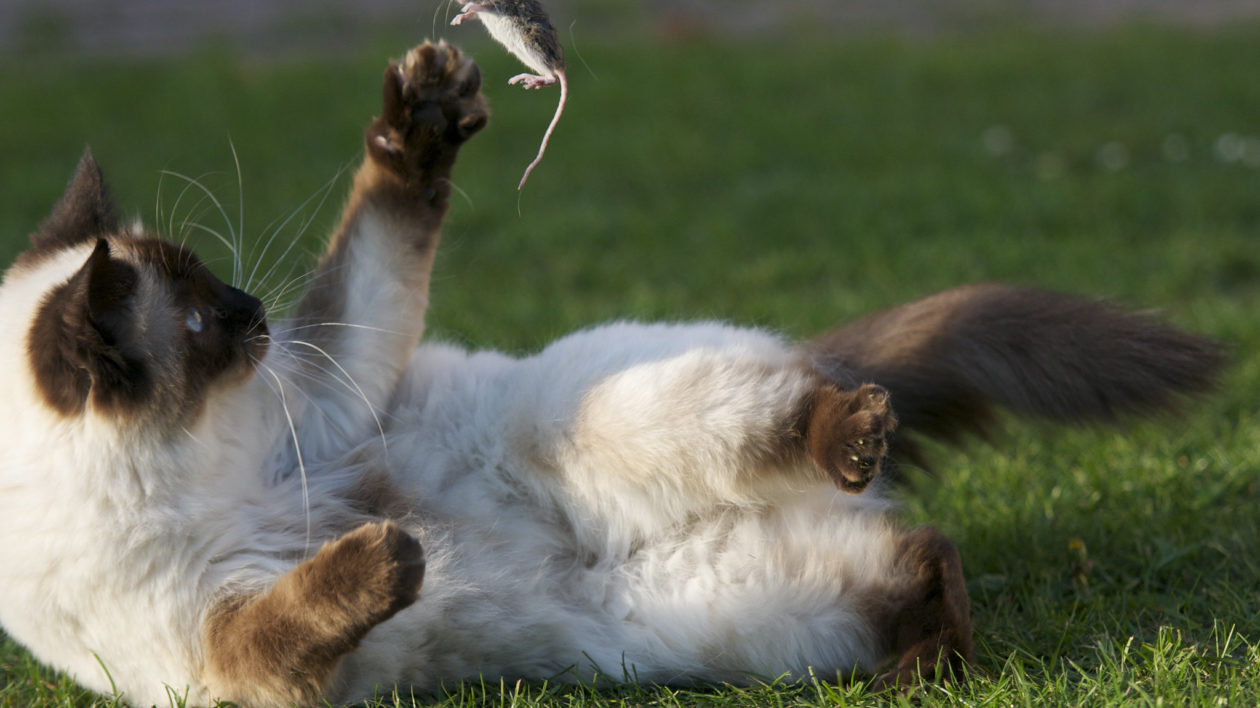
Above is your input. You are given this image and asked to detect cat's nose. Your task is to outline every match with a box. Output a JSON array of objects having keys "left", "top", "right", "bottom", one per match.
[
  {"left": 230, "top": 286, "right": 263, "bottom": 315},
  {"left": 222, "top": 286, "right": 266, "bottom": 332}
]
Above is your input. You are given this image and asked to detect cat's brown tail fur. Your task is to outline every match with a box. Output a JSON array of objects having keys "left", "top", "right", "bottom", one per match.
[{"left": 808, "top": 283, "right": 1226, "bottom": 467}]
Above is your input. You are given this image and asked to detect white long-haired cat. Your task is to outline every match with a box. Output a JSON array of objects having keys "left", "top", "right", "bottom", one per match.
[{"left": 0, "top": 42, "right": 1222, "bottom": 707}]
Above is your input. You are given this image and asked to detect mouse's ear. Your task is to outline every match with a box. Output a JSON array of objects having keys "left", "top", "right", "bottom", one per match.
[{"left": 32, "top": 149, "right": 121, "bottom": 254}]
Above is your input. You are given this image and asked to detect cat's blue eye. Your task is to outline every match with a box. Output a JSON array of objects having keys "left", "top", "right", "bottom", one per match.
[{"left": 186, "top": 309, "right": 204, "bottom": 333}]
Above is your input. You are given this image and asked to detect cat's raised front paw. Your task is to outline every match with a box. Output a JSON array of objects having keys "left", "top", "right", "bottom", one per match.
[
  {"left": 805, "top": 383, "right": 897, "bottom": 493},
  {"left": 366, "top": 40, "right": 489, "bottom": 183}
]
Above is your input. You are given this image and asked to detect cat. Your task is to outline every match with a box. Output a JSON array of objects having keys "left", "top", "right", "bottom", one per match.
[{"left": 0, "top": 41, "right": 1223, "bottom": 708}]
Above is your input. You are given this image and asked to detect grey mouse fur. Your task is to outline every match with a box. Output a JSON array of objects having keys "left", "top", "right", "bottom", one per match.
[{"left": 451, "top": 0, "right": 568, "bottom": 189}]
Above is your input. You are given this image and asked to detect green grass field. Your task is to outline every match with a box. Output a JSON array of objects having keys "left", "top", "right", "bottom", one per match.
[{"left": 1, "top": 21, "right": 1258, "bottom": 708}]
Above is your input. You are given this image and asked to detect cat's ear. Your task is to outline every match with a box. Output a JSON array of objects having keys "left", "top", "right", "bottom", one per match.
[
  {"left": 78, "top": 238, "right": 140, "bottom": 346},
  {"left": 32, "top": 149, "right": 122, "bottom": 254},
  {"left": 29, "top": 239, "right": 144, "bottom": 415}
]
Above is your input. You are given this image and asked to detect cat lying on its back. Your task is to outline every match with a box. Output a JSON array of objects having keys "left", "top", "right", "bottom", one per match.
[{"left": 0, "top": 42, "right": 1222, "bottom": 707}]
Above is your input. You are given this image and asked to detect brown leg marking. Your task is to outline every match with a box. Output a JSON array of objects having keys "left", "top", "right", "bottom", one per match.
[
  {"left": 805, "top": 383, "right": 898, "bottom": 493},
  {"left": 289, "top": 40, "right": 489, "bottom": 393},
  {"left": 871, "top": 526, "right": 973, "bottom": 690},
  {"left": 202, "top": 521, "right": 424, "bottom": 707}
]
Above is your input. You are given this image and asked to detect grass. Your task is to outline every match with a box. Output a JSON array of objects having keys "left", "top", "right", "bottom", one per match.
[{"left": 1, "top": 20, "right": 1258, "bottom": 708}]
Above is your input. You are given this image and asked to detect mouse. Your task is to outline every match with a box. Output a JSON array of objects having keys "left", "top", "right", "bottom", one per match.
[{"left": 451, "top": 0, "right": 567, "bottom": 189}]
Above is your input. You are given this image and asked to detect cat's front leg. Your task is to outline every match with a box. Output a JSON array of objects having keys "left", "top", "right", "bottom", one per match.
[
  {"left": 285, "top": 42, "right": 487, "bottom": 450},
  {"left": 201, "top": 521, "right": 424, "bottom": 707}
]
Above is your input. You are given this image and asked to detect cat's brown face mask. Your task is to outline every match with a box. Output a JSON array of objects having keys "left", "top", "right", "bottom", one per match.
[{"left": 20, "top": 150, "right": 268, "bottom": 423}]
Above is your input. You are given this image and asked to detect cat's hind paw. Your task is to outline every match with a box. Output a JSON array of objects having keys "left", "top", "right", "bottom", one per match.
[
  {"left": 805, "top": 383, "right": 897, "bottom": 493},
  {"left": 366, "top": 40, "right": 489, "bottom": 182}
]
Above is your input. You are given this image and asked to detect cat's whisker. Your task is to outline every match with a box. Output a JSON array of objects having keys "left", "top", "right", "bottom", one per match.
[
  {"left": 263, "top": 366, "right": 363, "bottom": 427},
  {"left": 179, "top": 425, "right": 210, "bottom": 451},
  {"left": 253, "top": 350, "right": 379, "bottom": 479},
  {"left": 250, "top": 237, "right": 360, "bottom": 321},
  {"left": 154, "top": 171, "right": 169, "bottom": 244},
  {"left": 281, "top": 339, "right": 390, "bottom": 456},
  {"left": 256, "top": 247, "right": 353, "bottom": 318},
  {"left": 258, "top": 268, "right": 322, "bottom": 317},
  {"left": 273, "top": 322, "right": 411, "bottom": 339},
  {"left": 256, "top": 337, "right": 352, "bottom": 403},
  {"left": 243, "top": 218, "right": 307, "bottom": 297},
  {"left": 160, "top": 169, "right": 241, "bottom": 283},
  {"left": 182, "top": 223, "right": 237, "bottom": 258},
  {"left": 161, "top": 176, "right": 207, "bottom": 244},
  {"left": 438, "top": 177, "right": 475, "bottom": 211},
  {"left": 432, "top": 0, "right": 448, "bottom": 43},
  {"left": 244, "top": 162, "right": 349, "bottom": 294},
  {"left": 256, "top": 362, "right": 313, "bottom": 557},
  {"left": 228, "top": 138, "right": 246, "bottom": 289}
]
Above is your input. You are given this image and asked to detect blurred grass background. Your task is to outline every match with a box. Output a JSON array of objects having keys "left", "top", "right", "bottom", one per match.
[{"left": 0, "top": 2, "right": 1258, "bottom": 706}]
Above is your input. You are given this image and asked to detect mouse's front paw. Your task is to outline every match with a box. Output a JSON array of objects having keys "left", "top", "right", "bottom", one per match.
[{"left": 366, "top": 40, "right": 489, "bottom": 183}]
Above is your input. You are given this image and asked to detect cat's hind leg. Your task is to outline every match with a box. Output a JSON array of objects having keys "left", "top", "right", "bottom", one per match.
[
  {"left": 869, "top": 525, "right": 973, "bottom": 689},
  {"left": 802, "top": 383, "right": 897, "bottom": 493},
  {"left": 595, "top": 504, "right": 970, "bottom": 689},
  {"left": 509, "top": 324, "right": 899, "bottom": 538}
]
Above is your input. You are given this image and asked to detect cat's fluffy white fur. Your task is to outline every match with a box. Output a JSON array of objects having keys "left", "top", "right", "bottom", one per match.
[{"left": 0, "top": 239, "right": 902, "bottom": 705}]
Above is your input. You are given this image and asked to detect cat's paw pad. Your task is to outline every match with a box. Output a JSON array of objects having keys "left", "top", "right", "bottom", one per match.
[
  {"left": 324, "top": 520, "right": 426, "bottom": 624},
  {"left": 366, "top": 40, "right": 488, "bottom": 179},
  {"left": 806, "top": 383, "right": 897, "bottom": 493}
]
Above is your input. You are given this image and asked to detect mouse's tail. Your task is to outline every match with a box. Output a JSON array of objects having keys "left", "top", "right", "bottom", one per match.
[
  {"left": 518, "top": 72, "right": 567, "bottom": 189},
  {"left": 806, "top": 283, "right": 1226, "bottom": 466}
]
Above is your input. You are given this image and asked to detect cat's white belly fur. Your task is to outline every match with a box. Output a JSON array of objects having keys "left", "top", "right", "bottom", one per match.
[{"left": 322, "top": 324, "right": 898, "bottom": 701}]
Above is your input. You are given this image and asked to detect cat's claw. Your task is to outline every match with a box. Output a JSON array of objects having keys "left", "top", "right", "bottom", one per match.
[{"left": 805, "top": 383, "right": 897, "bottom": 493}]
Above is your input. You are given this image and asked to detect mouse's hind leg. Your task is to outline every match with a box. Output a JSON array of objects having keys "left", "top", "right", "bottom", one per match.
[
  {"left": 508, "top": 73, "right": 558, "bottom": 90},
  {"left": 449, "top": 3, "right": 488, "bottom": 26}
]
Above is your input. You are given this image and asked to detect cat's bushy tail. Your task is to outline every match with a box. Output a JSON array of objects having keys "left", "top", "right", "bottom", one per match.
[{"left": 808, "top": 283, "right": 1226, "bottom": 466}]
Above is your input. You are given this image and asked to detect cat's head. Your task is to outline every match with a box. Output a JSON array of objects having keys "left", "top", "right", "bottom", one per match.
[{"left": 2, "top": 150, "right": 268, "bottom": 427}]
